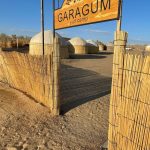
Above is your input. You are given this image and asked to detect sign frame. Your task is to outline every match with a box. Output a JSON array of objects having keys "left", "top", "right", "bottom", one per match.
[{"left": 54, "top": 0, "right": 121, "bottom": 30}]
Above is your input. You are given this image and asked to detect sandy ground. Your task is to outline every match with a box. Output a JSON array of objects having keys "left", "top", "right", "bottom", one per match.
[{"left": 0, "top": 52, "right": 113, "bottom": 150}]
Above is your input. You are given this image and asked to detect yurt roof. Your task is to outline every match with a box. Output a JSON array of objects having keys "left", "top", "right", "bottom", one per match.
[
  {"left": 107, "top": 42, "right": 114, "bottom": 46},
  {"left": 86, "top": 40, "right": 98, "bottom": 47},
  {"left": 69, "top": 37, "right": 87, "bottom": 46},
  {"left": 146, "top": 45, "right": 150, "bottom": 48},
  {"left": 145, "top": 45, "right": 150, "bottom": 51},
  {"left": 96, "top": 41, "right": 106, "bottom": 46},
  {"left": 30, "top": 30, "right": 67, "bottom": 46}
]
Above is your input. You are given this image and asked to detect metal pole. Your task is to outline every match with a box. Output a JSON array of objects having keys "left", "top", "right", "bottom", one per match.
[
  {"left": 53, "top": 0, "right": 55, "bottom": 39},
  {"left": 41, "top": 0, "right": 44, "bottom": 55},
  {"left": 117, "top": 0, "right": 122, "bottom": 31},
  {"left": 58, "top": 0, "right": 59, "bottom": 8},
  {"left": 17, "top": 38, "right": 19, "bottom": 49},
  {"left": 52, "top": 0, "right": 60, "bottom": 115}
]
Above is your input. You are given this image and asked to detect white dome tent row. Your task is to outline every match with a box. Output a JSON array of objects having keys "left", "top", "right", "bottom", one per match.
[{"left": 29, "top": 30, "right": 108, "bottom": 57}]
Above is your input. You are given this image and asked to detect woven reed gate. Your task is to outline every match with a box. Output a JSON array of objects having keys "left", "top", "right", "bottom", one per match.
[{"left": 108, "top": 31, "right": 150, "bottom": 149}]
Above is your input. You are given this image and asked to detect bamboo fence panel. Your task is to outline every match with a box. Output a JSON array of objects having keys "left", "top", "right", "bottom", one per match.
[
  {"left": 108, "top": 31, "right": 150, "bottom": 150},
  {"left": 0, "top": 51, "right": 54, "bottom": 110}
]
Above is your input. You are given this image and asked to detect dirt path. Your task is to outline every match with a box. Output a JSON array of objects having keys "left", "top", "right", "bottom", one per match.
[
  {"left": 62, "top": 52, "right": 113, "bottom": 77},
  {"left": 0, "top": 52, "right": 113, "bottom": 150}
]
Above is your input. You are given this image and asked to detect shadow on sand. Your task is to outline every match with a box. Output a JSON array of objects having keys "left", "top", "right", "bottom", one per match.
[
  {"left": 61, "top": 64, "right": 112, "bottom": 114},
  {"left": 2, "top": 47, "right": 29, "bottom": 53},
  {"left": 70, "top": 54, "right": 107, "bottom": 59},
  {"left": 98, "top": 51, "right": 113, "bottom": 55}
]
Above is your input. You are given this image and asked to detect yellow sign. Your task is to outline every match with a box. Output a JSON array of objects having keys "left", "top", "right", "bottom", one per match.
[{"left": 55, "top": 0, "right": 120, "bottom": 30}]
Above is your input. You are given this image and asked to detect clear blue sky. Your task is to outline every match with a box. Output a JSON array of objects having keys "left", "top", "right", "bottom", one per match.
[{"left": 0, "top": 0, "right": 149, "bottom": 44}]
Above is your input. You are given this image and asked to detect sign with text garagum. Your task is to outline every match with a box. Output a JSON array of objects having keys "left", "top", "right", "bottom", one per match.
[{"left": 55, "top": 0, "right": 120, "bottom": 30}]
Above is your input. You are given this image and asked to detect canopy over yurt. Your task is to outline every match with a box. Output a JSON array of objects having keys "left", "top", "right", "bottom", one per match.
[
  {"left": 68, "top": 37, "right": 88, "bottom": 54},
  {"left": 29, "top": 30, "right": 69, "bottom": 58},
  {"left": 86, "top": 40, "right": 99, "bottom": 54},
  {"left": 145, "top": 45, "right": 150, "bottom": 51}
]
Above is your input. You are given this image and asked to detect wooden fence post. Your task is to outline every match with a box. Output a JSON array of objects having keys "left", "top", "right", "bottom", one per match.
[
  {"left": 52, "top": 37, "right": 61, "bottom": 116},
  {"left": 108, "top": 31, "right": 128, "bottom": 150},
  {"left": 114, "top": 31, "right": 128, "bottom": 103},
  {"left": 114, "top": 31, "right": 128, "bottom": 55}
]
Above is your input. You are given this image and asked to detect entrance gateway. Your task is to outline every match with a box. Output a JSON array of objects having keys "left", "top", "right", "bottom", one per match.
[
  {"left": 52, "top": 0, "right": 122, "bottom": 148},
  {"left": 52, "top": 0, "right": 122, "bottom": 115}
]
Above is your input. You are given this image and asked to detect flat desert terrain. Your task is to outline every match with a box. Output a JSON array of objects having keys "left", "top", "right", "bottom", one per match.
[{"left": 0, "top": 52, "right": 113, "bottom": 150}]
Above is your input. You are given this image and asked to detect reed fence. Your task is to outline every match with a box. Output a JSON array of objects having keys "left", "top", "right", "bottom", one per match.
[
  {"left": 108, "top": 31, "right": 150, "bottom": 150},
  {"left": 0, "top": 38, "right": 61, "bottom": 115},
  {"left": 0, "top": 52, "right": 54, "bottom": 109}
]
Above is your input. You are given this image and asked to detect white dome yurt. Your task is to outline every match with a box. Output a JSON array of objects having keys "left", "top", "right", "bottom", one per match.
[
  {"left": 145, "top": 45, "right": 150, "bottom": 51},
  {"left": 68, "top": 37, "right": 88, "bottom": 54},
  {"left": 29, "top": 30, "right": 69, "bottom": 58},
  {"left": 97, "top": 41, "right": 107, "bottom": 51},
  {"left": 86, "top": 40, "right": 99, "bottom": 54},
  {"left": 106, "top": 42, "right": 113, "bottom": 51}
]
